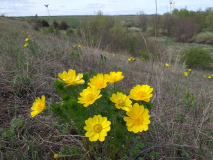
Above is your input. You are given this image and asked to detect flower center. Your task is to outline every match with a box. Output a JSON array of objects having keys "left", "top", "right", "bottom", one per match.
[
  {"left": 112, "top": 76, "right": 118, "bottom": 81},
  {"left": 137, "top": 91, "right": 146, "bottom": 98},
  {"left": 118, "top": 99, "right": 125, "bottom": 107},
  {"left": 37, "top": 103, "right": 45, "bottom": 113},
  {"left": 93, "top": 124, "right": 102, "bottom": 133},
  {"left": 96, "top": 81, "right": 104, "bottom": 89},
  {"left": 134, "top": 116, "right": 143, "bottom": 125},
  {"left": 86, "top": 93, "right": 95, "bottom": 101}
]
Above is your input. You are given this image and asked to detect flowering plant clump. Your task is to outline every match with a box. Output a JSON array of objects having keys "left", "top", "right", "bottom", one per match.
[
  {"left": 128, "top": 57, "right": 136, "bottom": 62},
  {"left": 30, "top": 69, "right": 153, "bottom": 159}
]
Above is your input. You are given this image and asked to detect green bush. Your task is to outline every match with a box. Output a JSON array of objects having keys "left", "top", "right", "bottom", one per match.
[
  {"left": 41, "top": 19, "right": 49, "bottom": 27},
  {"left": 47, "top": 26, "right": 54, "bottom": 33},
  {"left": 181, "top": 47, "right": 212, "bottom": 68},
  {"left": 66, "top": 28, "right": 74, "bottom": 36},
  {"left": 189, "top": 32, "right": 213, "bottom": 45}
]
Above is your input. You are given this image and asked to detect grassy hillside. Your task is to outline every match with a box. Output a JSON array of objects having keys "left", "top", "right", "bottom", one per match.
[{"left": 1, "top": 16, "right": 213, "bottom": 159}]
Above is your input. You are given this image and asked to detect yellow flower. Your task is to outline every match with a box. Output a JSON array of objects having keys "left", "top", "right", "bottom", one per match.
[
  {"left": 208, "top": 76, "right": 211, "bottom": 79},
  {"left": 212, "top": 75, "right": 213, "bottom": 77},
  {"left": 58, "top": 69, "right": 85, "bottom": 86},
  {"left": 78, "top": 45, "right": 81, "bottom": 48},
  {"left": 25, "top": 38, "right": 29, "bottom": 42},
  {"left": 84, "top": 115, "right": 111, "bottom": 142},
  {"left": 204, "top": 76, "right": 206, "bottom": 78},
  {"left": 113, "top": 54, "right": 115, "bottom": 57},
  {"left": 124, "top": 103, "right": 150, "bottom": 133},
  {"left": 88, "top": 73, "right": 108, "bottom": 89},
  {"left": 165, "top": 63, "right": 169, "bottom": 67},
  {"left": 129, "top": 85, "right": 153, "bottom": 102},
  {"left": 110, "top": 92, "right": 132, "bottom": 111},
  {"left": 184, "top": 72, "right": 188, "bottom": 76},
  {"left": 105, "top": 71, "right": 124, "bottom": 84},
  {"left": 54, "top": 154, "right": 59, "bottom": 159},
  {"left": 73, "top": 45, "right": 75, "bottom": 48},
  {"left": 78, "top": 86, "right": 102, "bottom": 107},
  {"left": 31, "top": 95, "right": 46, "bottom": 117},
  {"left": 107, "top": 53, "right": 109, "bottom": 55},
  {"left": 188, "top": 69, "right": 191, "bottom": 71},
  {"left": 24, "top": 43, "right": 28, "bottom": 47}
]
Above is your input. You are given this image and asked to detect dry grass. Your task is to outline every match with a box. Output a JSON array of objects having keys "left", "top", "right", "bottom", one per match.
[{"left": 1, "top": 16, "right": 213, "bottom": 159}]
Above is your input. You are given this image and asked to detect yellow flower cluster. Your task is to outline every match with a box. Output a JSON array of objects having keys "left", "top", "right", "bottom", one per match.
[
  {"left": 128, "top": 57, "right": 135, "bottom": 62},
  {"left": 31, "top": 69, "right": 153, "bottom": 142},
  {"left": 24, "top": 37, "right": 30, "bottom": 47},
  {"left": 184, "top": 69, "right": 192, "bottom": 76},
  {"left": 203, "top": 74, "right": 213, "bottom": 79}
]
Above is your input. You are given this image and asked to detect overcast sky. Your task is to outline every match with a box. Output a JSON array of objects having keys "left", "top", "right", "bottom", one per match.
[{"left": 0, "top": 0, "right": 212, "bottom": 17}]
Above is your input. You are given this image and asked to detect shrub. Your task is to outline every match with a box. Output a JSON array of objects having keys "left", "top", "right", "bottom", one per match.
[
  {"left": 189, "top": 32, "right": 213, "bottom": 45},
  {"left": 76, "top": 13, "right": 127, "bottom": 51},
  {"left": 47, "top": 26, "right": 54, "bottom": 33},
  {"left": 136, "top": 11, "right": 148, "bottom": 32},
  {"left": 160, "top": 12, "right": 178, "bottom": 36},
  {"left": 66, "top": 28, "right": 74, "bottom": 36},
  {"left": 41, "top": 20, "right": 49, "bottom": 27},
  {"left": 60, "top": 21, "right": 69, "bottom": 30},
  {"left": 181, "top": 47, "right": 212, "bottom": 68},
  {"left": 173, "top": 19, "right": 199, "bottom": 42},
  {"left": 205, "top": 12, "right": 213, "bottom": 30},
  {"left": 53, "top": 20, "right": 59, "bottom": 29}
]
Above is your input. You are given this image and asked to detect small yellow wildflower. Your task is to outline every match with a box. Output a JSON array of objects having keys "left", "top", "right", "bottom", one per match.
[
  {"left": 203, "top": 76, "right": 206, "bottom": 78},
  {"left": 188, "top": 69, "right": 191, "bottom": 71},
  {"left": 73, "top": 45, "right": 75, "bottom": 48},
  {"left": 105, "top": 71, "right": 124, "bottom": 84},
  {"left": 165, "top": 63, "right": 169, "bottom": 67},
  {"left": 110, "top": 92, "right": 132, "bottom": 111},
  {"left": 88, "top": 73, "right": 108, "bottom": 89},
  {"left": 84, "top": 115, "right": 111, "bottom": 142},
  {"left": 78, "top": 86, "right": 102, "bottom": 107},
  {"left": 78, "top": 45, "right": 81, "bottom": 48},
  {"left": 184, "top": 72, "right": 188, "bottom": 76},
  {"left": 208, "top": 76, "right": 211, "bottom": 79},
  {"left": 58, "top": 69, "right": 85, "bottom": 86},
  {"left": 31, "top": 95, "right": 46, "bottom": 117},
  {"left": 25, "top": 38, "right": 29, "bottom": 42},
  {"left": 124, "top": 103, "right": 150, "bottom": 133},
  {"left": 113, "top": 54, "right": 115, "bottom": 57},
  {"left": 54, "top": 154, "right": 59, "bottom": 159},
  {"left": 129, "top": 84, "right": 153, "bottom": 102},
  {"left": 24, "top": 43, "right": 28, "bottom": 47},
  {"left": 107, "top": 53, "right": 109, "bottom": 55}
]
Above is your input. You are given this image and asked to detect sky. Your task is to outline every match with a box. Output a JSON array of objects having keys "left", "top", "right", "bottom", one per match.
[{"left": 0, "top": 0, "right": 212, "bottom": 17}]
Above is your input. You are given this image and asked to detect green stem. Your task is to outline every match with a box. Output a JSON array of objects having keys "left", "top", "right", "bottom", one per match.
[
  {"left": 125, "top": 132, "right": 134, "bottom": 153},
  {"left": 97, "top": 141, "right": 99, "bottom": 156},
  {"left": 120, "top": 132, "right": 134, "bottom": 158}
]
